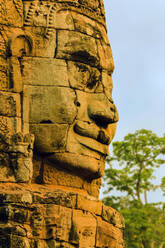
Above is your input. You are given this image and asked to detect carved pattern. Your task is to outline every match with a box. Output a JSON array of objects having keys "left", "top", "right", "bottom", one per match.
[
  {"left": 0, "top": 28, "right": 7, "bottom": 56},
  {"left": 24, "top": 1, "right": 56, "bottom": 39},
  {"left": 46, "top": 4, "right": 56, "bottom": 38},
  {"left": 24, "top": 0, "right": 38, "bottom": 25},
  {"left": 23, "top": 1, "right": 105, "bottom": 28},
  {"left": 13, "top": 0, "right": 23, "bottom": 18}
]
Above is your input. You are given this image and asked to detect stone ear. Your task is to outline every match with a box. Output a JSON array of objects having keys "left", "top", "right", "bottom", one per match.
[
  {"left": 7, "top": 33, "right": 34, "bottom": 92},
  {"left": 8, "top": 33, "right": 33, "bottom": 57}
]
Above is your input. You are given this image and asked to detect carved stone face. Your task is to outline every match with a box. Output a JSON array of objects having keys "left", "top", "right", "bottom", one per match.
[{"left": 22, "top": 2, "right": 118, "bottom": 178}]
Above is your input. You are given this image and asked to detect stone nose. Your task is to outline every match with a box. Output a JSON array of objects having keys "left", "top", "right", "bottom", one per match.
[{"left": 88, "top": 97, "right": 119, "bottom": 128}]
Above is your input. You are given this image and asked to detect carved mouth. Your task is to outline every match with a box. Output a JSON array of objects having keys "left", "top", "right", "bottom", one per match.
[
  {"left": 73, "top": 121, "right": 111, "bottom": 155},
  {"left": 74, "top": 122, "right": 110, "bottom": 145}
]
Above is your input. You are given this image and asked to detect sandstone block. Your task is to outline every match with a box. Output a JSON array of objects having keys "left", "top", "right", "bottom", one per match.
[
  {"left": 56, "top": 30, "right": 99, "bottom": 67},
  {"left": 54, "top": 10, "right": 75, "bottom": 30},
  {"left": 70, "top": 209, "right": 97, "bottom": 247},
  {"left": 96, "top": 23, "right": 110, "bottom": 44},
  {"left": 67, "top": 61, "right": 101, "bottom": 92},
  {"left": 102, "top": 71, "right": 113, "bottom": 102},
  {"left": 24, "top": 26, "right": 56, "bottom": 57},
  {"left": 0, "top": 235, "right": 30, "bottom": 248},
  {"left": 0, "top": 191, "right": 32, "bottom": 204},
  {"left": 102, "top": 205, "right": 125, "bottom": 229},
  {"left": 28, "top": 86, "right": 77, "bottom": 124},
  {"left": 30, "top": 205, "right": 45, "bottom": 237},
  {"left": 57, "top": 241, "right": 77, "bottom": 248},
  {"left": 96, "top": 217, "right": 124, "bottom": 248},
  {"left": 0, "top": 225, "right": 26, "bottom": 237},
  {"left": 78, "top": 0, "right": 99, "bottom": 9},
  {"left": 42, "top": 161, "right": 84, "bottom": 188},
  {"left": 46, "top": 205, "right": 72, "bottom": 242},
  {"left": 22, "top": 58, "right": 69, "bottom": 87},
  {"left": 30, "top": 123, "right": 68, "bottom": 153},
  {"left": 97, "top": 40, "right": 114, "bottom": 72},
  {"left": 72, "top": 12, "right": 97, "bottom": 37},
  {"left": 77, "top": 194, "right": 102, "bottom": 215},
  {"left": 33, "top": 191, "right": 77, "bottom": 209},
  {"left": 9, "top": 206, "right": 29, "bottom": 224}
]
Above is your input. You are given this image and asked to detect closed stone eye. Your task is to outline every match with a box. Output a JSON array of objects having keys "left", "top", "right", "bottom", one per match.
[
  {"left": 76, "top": 63, "right": 88, "bottom": 72},
  {"left": 86, "top": 70, "right": 101, "bottom": 90}
]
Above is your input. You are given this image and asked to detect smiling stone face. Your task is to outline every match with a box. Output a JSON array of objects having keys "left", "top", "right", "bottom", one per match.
[{"left": 21, "top": 0, "right": 118, "bottom": 182}]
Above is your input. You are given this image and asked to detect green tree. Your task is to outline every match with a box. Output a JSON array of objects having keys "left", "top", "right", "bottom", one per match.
[{"left": 103, "top": 129, "right": 165, "bottom": 248}]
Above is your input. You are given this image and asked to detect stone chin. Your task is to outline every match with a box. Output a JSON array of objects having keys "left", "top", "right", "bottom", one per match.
[
  {"left": 46, "top": 152, "right": 105, "bottom": 179},
  {"left": 32, "top": 122, "right": 117, "bottom": 179}
]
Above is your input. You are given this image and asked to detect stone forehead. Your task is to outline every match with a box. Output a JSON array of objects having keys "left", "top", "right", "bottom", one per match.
[{"left": 22, "top": 0, "right": 106, "bottom": 25}]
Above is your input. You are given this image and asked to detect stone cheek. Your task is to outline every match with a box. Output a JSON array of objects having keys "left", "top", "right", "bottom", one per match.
[
  {"left": 30, "top": 123, "right": 68, "bottom": 154},
  {"left": 28, "top": 86, "right": 77, "bottom": 125}
]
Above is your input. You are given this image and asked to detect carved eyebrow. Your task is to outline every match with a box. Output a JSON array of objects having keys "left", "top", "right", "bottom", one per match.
[{"left": 71, "top": 51, "right": 97, "bottom": 67}]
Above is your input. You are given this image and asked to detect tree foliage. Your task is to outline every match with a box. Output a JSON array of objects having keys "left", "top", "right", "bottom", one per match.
[{"left": 103, "top": 129, "right": 165, "bottom": 248}]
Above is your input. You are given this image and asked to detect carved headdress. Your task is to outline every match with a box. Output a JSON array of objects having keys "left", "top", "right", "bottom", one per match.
[{"left": 22, "top": 0, "right": 106, "bottom": 27}]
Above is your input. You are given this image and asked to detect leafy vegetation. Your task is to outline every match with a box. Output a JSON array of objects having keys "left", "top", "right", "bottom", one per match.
[{"left": 103, "top": 129, "right": 165, "bottom": 248}]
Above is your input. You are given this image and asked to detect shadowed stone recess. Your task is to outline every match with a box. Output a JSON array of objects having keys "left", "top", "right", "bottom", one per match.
[{"left": 0, "top": 0, "right": 125, "bottom": 247}]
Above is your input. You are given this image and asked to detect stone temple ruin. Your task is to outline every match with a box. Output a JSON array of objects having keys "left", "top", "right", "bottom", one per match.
[{"left": 0, "top": 0, "right": 125, "bottom": 247}]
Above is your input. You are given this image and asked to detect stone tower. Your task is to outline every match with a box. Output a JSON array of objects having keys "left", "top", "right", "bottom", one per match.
[{"left": 0, "top": 0, "right": 125, "bottom": 247}]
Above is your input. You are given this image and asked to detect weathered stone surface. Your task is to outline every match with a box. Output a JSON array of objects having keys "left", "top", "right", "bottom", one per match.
[
  {"left": 0, "top": 57, "right": 9, "bottom": 90},
  {"left": 0, "top": 131, "right": 34, "bottom": 183},
  {"left": 56, "top": 30, "right": 99, "bottom": 66},
  {"left": 77, "top": 194, "right": 102, "bottom": 215},
  {"left": 97, "top": 40, "right": 114, "bottom": 72},
  {"left": 0, "top": 184, "right": 125, "bottom": 247},
  {"left": 54, "top": 10, "right": 75, "bottom": 30},
  {"left": 0, "top": 0, "right": 23, "bottom": 27},
  {"left": 71, "top": 210, "right": 97, "bottom": 247},
  {"left": 24, "top": 26, "right": 56, "bottom": 57},
  {"left": 33, "top": 190, "right": 77, "bottom": 209},
  {"left": 28, "top": 86, "right": 77, "bottom": 124},
  {"left": 22, "top": 58, "right": 69, "bottom": 86},
  {"left": 0, "top": 116, "right": 21, "bottom": 138},
  {"left": 67, "top": 60, "right": 101, "bottom": 91},
  {"left": 0, "top": 92, "right": 21, "bottom": 117},
  {"left": 102, "top": 204, "right": 125, "bottom": 229},
  {"left": 46, "top": 205, "right": 72, "bottom": 241},
  {"left": 30, "top": 123, "right": 68, "bottom": 153},
  {"left": 72, "top": 12, "right": 97, "bottom": 37},
  {"left": 42, "top": 161, "right": 84, "bottom": 187},
  {"left": 96, "top": 217, "right": 124, "bottom": 248}
]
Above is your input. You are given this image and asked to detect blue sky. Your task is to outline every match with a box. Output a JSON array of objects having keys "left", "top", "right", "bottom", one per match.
[{"left": 101, "top": 0, "right": 165, "bottom": 202}]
